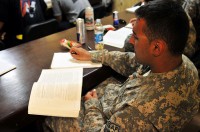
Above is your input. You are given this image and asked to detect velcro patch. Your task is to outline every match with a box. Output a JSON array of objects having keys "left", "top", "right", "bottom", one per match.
[{"left": 104, "top": 120, "right": 120, "bottom": 132}]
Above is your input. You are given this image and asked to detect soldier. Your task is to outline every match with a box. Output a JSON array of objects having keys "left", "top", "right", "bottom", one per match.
[
  {"left": 125, "top": 0, "right": 197, "bottom": 58},
  {"left": 126, "top": 0, "right": 200, "bottom": 77},
  {"left": 182, "top": 0, "right": 200, "bottom": 76},
  {"left": 182, "top": 0, "right": 200, "bottom": 49},
  {"left": 44, "top": 0, "right": 199, "bottom": 131}
]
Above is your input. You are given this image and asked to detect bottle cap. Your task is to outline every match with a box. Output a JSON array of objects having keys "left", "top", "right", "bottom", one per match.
[
  {"left": 96, "top": 19, "right": 101, "bottom": 23},
  {"left": 86, "top": 6, "right": 93, "bottom": 10}
]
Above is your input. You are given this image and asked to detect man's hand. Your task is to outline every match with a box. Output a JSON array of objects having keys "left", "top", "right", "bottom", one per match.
[
  {"left": 70, "top": 47, "right": 92, "bottom": 61},
  {"left": 84, "top": 89, "right": 98, "bottom": 101}
]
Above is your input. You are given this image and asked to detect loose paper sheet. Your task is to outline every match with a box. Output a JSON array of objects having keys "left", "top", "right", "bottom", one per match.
[{"left": 51, "top": 53, "right": 102, "bottom": 69}]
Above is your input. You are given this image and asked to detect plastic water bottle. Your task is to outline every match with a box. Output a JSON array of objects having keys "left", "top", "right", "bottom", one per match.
[{"left": 94, "top": 19, "right": 104, "bottom": 50}]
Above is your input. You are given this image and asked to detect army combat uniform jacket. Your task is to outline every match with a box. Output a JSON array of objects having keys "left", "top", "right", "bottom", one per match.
[{"left": 45, "top": 50, "right": 199, "bottom": 132}]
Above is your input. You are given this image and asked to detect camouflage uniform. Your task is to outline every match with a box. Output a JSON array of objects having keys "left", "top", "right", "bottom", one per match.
[
  {"left": 183, "top": 13, "right": 196, "bottom": 57},
  {"left": 182, "top": 0, "right": 200, "bottom": 77},
  {"left": 44, "top": 50, "right": 199, "bottom": 132},
  {"left": 182, "top": 0, "right": 200, "bottom": 47}
]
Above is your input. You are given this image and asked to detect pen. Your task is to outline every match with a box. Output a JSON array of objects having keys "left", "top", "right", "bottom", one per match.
[
  {"left": 86, "top": 44, "right": 92, "bottom": 51},
  {"left": 71, "top": 52, "right": 77, "bottom": 54},
  {"left": 120, "top": 77, "right": 130, "bottom": 87}
]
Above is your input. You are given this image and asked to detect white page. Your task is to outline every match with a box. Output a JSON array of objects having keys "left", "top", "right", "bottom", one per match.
[
  {"left": 29, "top": 83, "right": 81, "bottom": 117},
  {"left": 38, "top": 68, "right": 83, "bottom": 83},
  {"left": 0, "top": 60, "right": 16, "bottom": 76},
  {"left": 126, "top": 6, "right": 140, "bottom": 13},
  {"left": 103, "top": 27, "right": 132, "bottom": 48},
  {"left": 28, "top": 68, "right": 83, "bottom": 117},
  {"left": 51, "top": 53, "right": 102, "bottom": 69},
  {"left": 125, "top": 23, "right": 133, "bottom": 29}
]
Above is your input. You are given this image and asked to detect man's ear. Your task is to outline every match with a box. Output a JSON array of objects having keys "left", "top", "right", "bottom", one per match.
[{"left": 150, "top": 40, "right": 166, "bottom": 57}]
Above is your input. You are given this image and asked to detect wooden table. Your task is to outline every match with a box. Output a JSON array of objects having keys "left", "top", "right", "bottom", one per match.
[{"left": 0, "top": 11, "right": 134, "bottom": 131}]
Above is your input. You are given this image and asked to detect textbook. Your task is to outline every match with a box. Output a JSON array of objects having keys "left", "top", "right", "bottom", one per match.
[
  {"left": 103, "top": 27, "right": 132, "bottom": 48},
  {"left": 126, "top": 2, "right": 144, "bottom": 13},
  {"left": 51, "top": 53, "right": 102, "bottom": 69},
  {"left": 126, "top": 6, "right": 140, "bottom": 13},
  {"left": 0, "top": 60, "right": 16, "bottom": 76},
  {"left": 28, "top": 68, "right": 83, "bottom": 117}
]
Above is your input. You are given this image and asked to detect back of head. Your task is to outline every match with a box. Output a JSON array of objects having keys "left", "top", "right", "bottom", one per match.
[
  {"left": 144, "top": 0, "right": 154, "bottom": 2},
  {"left": 135, "top": 0, "right": 189, "bottom": 56}
]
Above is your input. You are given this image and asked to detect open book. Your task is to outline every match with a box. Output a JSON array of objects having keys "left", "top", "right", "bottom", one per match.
[
  {"left": 51, "top": 53, "right": 102, "bottom": 69},
  {"left": 126, "top": 6, "right": 140, "bottom": 13},
  {"left": 103, "top": 27, "right": 132, "bottom": 48},
  {"left": 126, "top": 2, "right": 144, "bottom": 13},
  {"left": 28, "top": 68, "right": 83, "bottom": 117}
]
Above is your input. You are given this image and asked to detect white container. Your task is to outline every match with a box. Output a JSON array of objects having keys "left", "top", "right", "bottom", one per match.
[{"left": 85, "top": 7, "right": 94, "bottom": 30}]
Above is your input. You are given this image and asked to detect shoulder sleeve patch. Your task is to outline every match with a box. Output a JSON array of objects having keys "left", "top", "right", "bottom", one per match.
[{"left": 104, "top": 120, "right": 120, "bottom": 132}]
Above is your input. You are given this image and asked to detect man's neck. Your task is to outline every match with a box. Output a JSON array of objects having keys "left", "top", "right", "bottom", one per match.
[{"left": 150, "top": 55, "right": 182, "bottom": 73}]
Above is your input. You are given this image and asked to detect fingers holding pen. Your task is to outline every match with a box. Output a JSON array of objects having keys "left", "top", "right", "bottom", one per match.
[
  {"left": 70, "top": 47, "right": 79, "bottom": 59},
  {"left": 70, "top": 47, "right": 92, "bottom": 61},
  {"left": 70, "top": 47, "right": 78, "bottom": 54}
]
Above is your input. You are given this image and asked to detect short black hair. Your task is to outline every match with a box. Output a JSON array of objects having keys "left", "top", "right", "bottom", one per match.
[
  {"left": 144, "top": 0, "right": 154, "bottom": 2},
  {"left": 135, "top": 0, "right": 189, "bottom": 55}
]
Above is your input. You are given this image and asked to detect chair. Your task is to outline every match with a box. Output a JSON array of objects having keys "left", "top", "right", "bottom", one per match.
[
  {"left": 88, "top": 0, "right": 106, "bottom": 19},
  {"left": 88, "top": 0, "right": 101, "bottom": 6},
  {"left": 78, "top": 9, "right": 85, "bottom": 19},
  {"left": 23, "top": 19, "right": 58, "bottom": 42},
  {"left": 0, "top": 40, "right": 5, "bottom": 51},
  {"left": 78, "top": 5, "right": 106, "bottom": 21},
  {"left": 105, "top": 0, "right": 113, "bottom": 16},
  {"left": 93, "top": 4, "right": 106, "bottom": 19}
]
